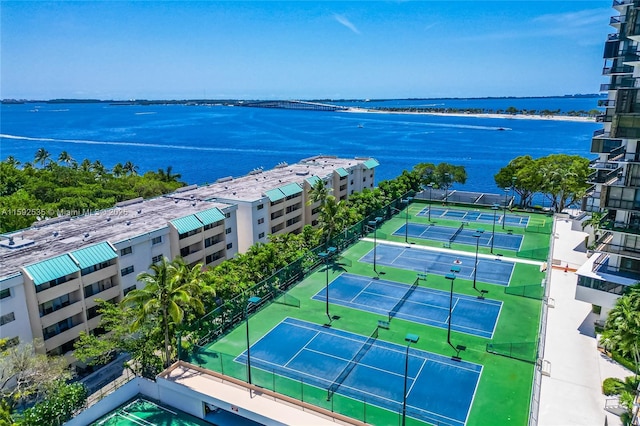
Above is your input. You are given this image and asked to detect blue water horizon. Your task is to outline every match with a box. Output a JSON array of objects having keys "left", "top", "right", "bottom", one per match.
[{"left": 0, "top": 97, "right": 600, "bottom": 195}]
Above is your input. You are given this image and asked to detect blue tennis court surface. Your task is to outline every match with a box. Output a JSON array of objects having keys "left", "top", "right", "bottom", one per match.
[
  {"left": 417, "top": 207, "right": 530, "bottom": 227},
  {"left": 361, "top": 244, "right": 514, "bottom": 286},
  {"left": 312, "top": 273, "right": 501, "bottom": 338},
  {"left": 238, "top": 318, "right": 481, "bottom": 426},
  {"left": 394, "top": 223, "right": 524, "bottom": 251}
]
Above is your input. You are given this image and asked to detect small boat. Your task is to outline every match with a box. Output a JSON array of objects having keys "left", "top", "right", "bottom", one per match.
[{"left": 357, "top": 123, "right": 364, "bottom": 128}]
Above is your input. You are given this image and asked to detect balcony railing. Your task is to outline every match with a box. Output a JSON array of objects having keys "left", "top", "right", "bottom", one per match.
[
  {"left": 601, "top": 219, "right": 640, "bottom": 235},
  {"left": 610, "top": 15, "right": 627, "bottom": 26},
  {"left": 587, "top": 167, "right": 621, "bottom": 184},
  {"left": 602, "top": 65, "right": 635, "bottom": 75},
  {"left": 593, "top": 129, "right": 607, "bottom": 137},
  {"left": 612, "top": 0, "right": 636, "bottom": 9},
  {"left": 598, "top": 99, "right": 616, "bottom": 107}
]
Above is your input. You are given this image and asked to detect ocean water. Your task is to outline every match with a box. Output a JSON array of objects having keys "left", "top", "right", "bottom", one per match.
[{"left": 0, "top": 98, "right": 600, "bottom": 193}]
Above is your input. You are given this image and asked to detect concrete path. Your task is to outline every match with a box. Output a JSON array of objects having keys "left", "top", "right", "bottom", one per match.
[{"left": 538, "top": 218, "right": 631, "bottom": 426}]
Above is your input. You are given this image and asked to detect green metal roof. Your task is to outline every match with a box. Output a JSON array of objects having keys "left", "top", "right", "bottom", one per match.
[
  {"left": 363, "top": 158, "right": 380, "bottom": 169},
  {"left": 24, "top": 255, "right": 79, "bottom": 286},
  {"left": 279, "top": 182, "right": 302, "bottom": 197},
  {"left": 195, "top": 207, "right": 225, "bottom": 226},
  {"left": 264, "top": 188, "right": 285, "bottom": 202},
  {"left": 305, "top": 175, "right": 321, "bottom": 186},
  {"left": 171, "top": 215, "right": 203, "bottom": 235},
  {"left": 71, "top": 242, "right": 117, "bottom": 269},
  {"left": 336, "top": 167, "right": 349, "bottom": 177}
]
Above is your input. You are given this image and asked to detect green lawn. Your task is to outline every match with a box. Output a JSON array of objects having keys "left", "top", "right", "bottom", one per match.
[{"left": 184, "top": 203, "right": 551, "bottom": 426}]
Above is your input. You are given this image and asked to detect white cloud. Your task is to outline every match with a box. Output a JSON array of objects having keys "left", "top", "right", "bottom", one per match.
[{"left": 333, "top": 14, "right": 361, "bottom": 35}]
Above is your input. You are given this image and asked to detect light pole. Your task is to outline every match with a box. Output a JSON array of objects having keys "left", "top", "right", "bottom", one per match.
[
  {"left": 402, "top": 197, "right": 413, "bottom": 243},
  {"left": 444, "top": 173, "right": 451, "bottom": 205},
  {"left": 427, "top": 183, "right": 434, "bottom": 221},
  {"left": 445, "top": 273, "right": 457, "bottom": 353},
  {"left": 318, "top": 247, "right": 337, "bottom": 325},
  {"left": 472, "top": 230, "right": 486, "bottom": 298},
  {"left": 502, "top": 188, "right": 510, "bottom": 230},
  {"left": 402, "top": 333, "right": 419, "bottom": 426},
  {"left": 491, "top": 204, "right": 499, "bottom": 254},
  {"left": 368, "top": 217, "right": 382, "bottom": 278},
  {"left": 245, "top": 296, "right": 262, "bottom": 385},
  {"left": 511, "top": 176, "right": 517, "bottom": 209}
]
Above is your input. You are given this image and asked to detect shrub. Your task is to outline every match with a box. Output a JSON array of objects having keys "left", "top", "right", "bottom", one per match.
[{"left": 602, "top": 377, "right": 625, "bottom": 395}]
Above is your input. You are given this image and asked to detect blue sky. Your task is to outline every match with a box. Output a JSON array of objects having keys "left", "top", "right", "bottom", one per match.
[{"left": 1, "top": 1, "right": 612, "bottom": 100}]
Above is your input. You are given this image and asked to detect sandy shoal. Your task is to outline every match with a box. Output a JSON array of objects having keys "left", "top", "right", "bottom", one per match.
[{"left": 342, "top": 107, "right": 595, "bottom": 123}]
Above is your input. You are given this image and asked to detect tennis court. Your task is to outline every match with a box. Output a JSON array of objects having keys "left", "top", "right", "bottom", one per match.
[
  {"left": 311, "top": 273, "right": 501, "bottom": 338},
  {"left": 91, "top": 397, "right": 211, "bottom": 426},
  {"left": 361, "top": 244, "right": 514, "bottom": 286},
  {"left": 237, "top": 317, "right": 481, "bottom": 426},
  {"left": 416, "top": 207, "right": 530, "bottom": 227},
  {"left": 394, "top": 223, "right": 524, "bottom": 251}
]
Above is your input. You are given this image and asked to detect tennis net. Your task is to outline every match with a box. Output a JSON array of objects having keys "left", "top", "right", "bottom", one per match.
[
  {"left": 327, "top": 326, "right": 379, "bottom": 400},
  {"left": 388, "top": 277, "right": 420, "bottom": 322},
  {"left": 449, "top": 223, "right": 465, "bottom": 243}
]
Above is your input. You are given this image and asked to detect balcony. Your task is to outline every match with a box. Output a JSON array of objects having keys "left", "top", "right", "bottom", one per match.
[
  {"left": 587, "top": 167, "right": 622, "bottom": 184},
  {"left": 85, "top": 285, "right": 121, "bottom": 309},
  {"left": 613, "top": 0, "right": 636, "bottom": 10},
  {"left": 40, "top": 301, "right": 84, "bottom": 328},
  {"left": 603, "top": 64, "right": 635, "bottom": 75},
  {"left": 43, "top": 322, "right": 86, "bottom": 352},
  {"left": 600, "top": 81, "right": 637, "bottom": 91},
  {"left": 610, "top": 15, "right": 627, "bottom": 27},
  {"left": 81, "top": 264, "right": 118, "bottom": 285},
  {"left": 35, "top": 278, "right": 81, "bottom": 305},
  {"left": 601, "top": 219, "right": 640, "bottom": 235},
  {"left": 598, "top": 99, "right": 616, "bottom": 107}
]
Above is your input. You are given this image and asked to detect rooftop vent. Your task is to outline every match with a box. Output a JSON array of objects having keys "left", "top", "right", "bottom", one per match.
[
  {"left": 84, "top": 233, "right": 89, "bottom": 238},
  {"left": 106, "top": 217, "right": 111, "bottom": 222},
  {"left": 175, "top": 200, "right": 179, "bottom": 204},
  {"left": 192, "top": 202, "right": 196, "bottom": 207},
  {"left": 137, "top": 209, "right": 142, "bottom": 214},
  {"left": 53, "top": 231, "right": 58, "bottom": 237},
  {"left": 126, "top": 221, "right": 131, "bottom": 226}
]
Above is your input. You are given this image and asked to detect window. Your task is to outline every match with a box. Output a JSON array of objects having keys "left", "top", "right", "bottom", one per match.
[
  {"left": 0, "top": 288, "right": 10, "bottom": 299},
  {"left": 0, "top": 312, "right": 15, "bottom": 326},
  {"left": 258, "top": 218, "right": 264, "bottom": 224},
  {"left": 225, "top": 212, "right": 231, "bottom": 219},
  {"left": 39, "top": 294, "right": 71, "bottom": 317},
  {"left": 257, "top": 204, "right": 264, "bottom": 210},
  {"left": 258, "top": 232, "right": 265, "bottom": 239},
  {"left": 152, "top": 254, "right": 163, "bottom": 264},
  {"left": 179, "top": 228, "right": 201, "bottom": 239},
  {"left": 123, "top": 285, "right": 136, "bottom": 296},
  {"left": 151, "top": 236, "right": 162, "bottom": 245},
  {"left": 121, "top": 266, "right": 134, "bottom": 276},
  {"left": 120, "top": 246, "right": 132, "bottom": 256},
  {"left": 226, "top": 243, "right": 233, "bottom": 250},
  {"left": 225, "top": 227, "right": 232, "bottom": 234}
]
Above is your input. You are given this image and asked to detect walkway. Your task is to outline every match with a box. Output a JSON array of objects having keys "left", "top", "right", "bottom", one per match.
[{"left": 539, "top": 217, "right": 631, "bottom": 426}]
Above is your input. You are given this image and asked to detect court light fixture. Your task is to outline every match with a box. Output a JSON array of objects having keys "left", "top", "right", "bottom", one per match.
[
  {"left": 402, "top": 333, "right": 420, "bottom": 426},
  {"left": 245, "top": 296, "right": 262, "bottom": 385}
]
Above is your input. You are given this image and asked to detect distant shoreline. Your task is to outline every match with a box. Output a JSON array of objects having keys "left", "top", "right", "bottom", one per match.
[{"left": 343, "top": 107, "right": 596, "bottom": 123}]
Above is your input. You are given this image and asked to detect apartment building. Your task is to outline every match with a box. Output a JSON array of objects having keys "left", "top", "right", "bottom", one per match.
[
  {"left": 578, "top": 0, "right": 640, "bottom": 317},
  {"left": 0, "top": 155, "right": 378, "bottom": 358},
  {"left": 167, "top": 155, "right": 378, "bottom": 252}
]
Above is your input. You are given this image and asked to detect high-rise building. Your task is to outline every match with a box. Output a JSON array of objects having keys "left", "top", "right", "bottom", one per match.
[{"left": 577, "top": 0, "right": 640, "bottom": 317}]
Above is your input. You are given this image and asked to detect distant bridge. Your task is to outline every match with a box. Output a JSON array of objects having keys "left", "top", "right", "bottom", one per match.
[{"left": 240, "top": 100, "right": 349, "bottom": 111}]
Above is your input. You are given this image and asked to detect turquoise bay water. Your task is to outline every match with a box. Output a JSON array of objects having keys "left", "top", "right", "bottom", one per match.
[{"left": 0, "top": 98, "right": 600, "bottom": 193}]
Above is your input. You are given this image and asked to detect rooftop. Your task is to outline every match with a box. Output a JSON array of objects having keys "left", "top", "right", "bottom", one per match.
[
  {"left": 171, "top": 155, "right": 373, "bottom": 202},
  {"left": 0, "top": 155, "right": 376, "bottom": 280}
]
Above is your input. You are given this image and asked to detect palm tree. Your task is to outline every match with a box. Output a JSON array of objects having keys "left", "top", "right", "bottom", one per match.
[
  {"left": 123, "top": 161, "right": 139, "bottom": 176},
  {"left": 582, "top": 210, "right": 607, "bottom": 247},
  {"left": 112, "top": 163, "right": 125, "bottom": 177},
  {"left": 318, "top": 195, "right": 350, "bottom": 243},
  {"left": 157, "top": 165, "right": 182, "bottom": 183},
  {"left": 79, "top": 159, "right": 92, "bottom": 173},
  {"left": 122, "top": 257, "right": 203, "bottom": 367},
  {"left": 4, "top": 156, "right": 20, "bottom": 168},
  {"left": 307, "top": 178, "right": 331, "bottom": 207},
  {"left": 33, "top": 148, "right": 51, "bottom": 167},
  {"left": 57, "top": 151, "right": 74, "bottom": 167},
  {"left": 599, "top": 284, "right": 640, "bottom": 378}
]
